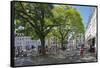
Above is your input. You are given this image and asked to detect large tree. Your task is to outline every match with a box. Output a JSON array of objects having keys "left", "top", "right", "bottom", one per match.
[
  {"left": 14, "top": 2, "right": 85, "bottom": 54},
  {"left": 15, "top": 2, "right": 58, "bottom": 55},
  {"left": 51, "top": 5, "right": 85, "bottom": 50}
]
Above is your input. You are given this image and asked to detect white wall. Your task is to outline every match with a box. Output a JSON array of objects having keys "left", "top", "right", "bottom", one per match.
[
  {"left": 0, "top": 0, "right": 99, "bottom": 68},
  {"left": 85, "top": 8, "right": 97, "bottom": 41}
]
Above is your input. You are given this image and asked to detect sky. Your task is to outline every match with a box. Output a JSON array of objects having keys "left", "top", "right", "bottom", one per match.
[{"left": 72, "top": 5, "right": 93, "bottom": 29}]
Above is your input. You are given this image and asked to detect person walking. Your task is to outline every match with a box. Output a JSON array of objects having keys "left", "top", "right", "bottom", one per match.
[{"left": 80, "top": 44, "right": 84, "bottom": 57}]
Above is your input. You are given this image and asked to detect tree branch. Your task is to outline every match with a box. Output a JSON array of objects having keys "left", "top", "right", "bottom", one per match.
[
  {"left": 18, "top": 14, "right": 35, "bottom": 28},
  {"left": 18, "top": 2, "right": 37, "bottom": 25},
  {"left": 63, "top": 29, "right": 70, "bottom": 39},
  {"left": 44, "top": 24, "right": 60, "bottom": 36}
]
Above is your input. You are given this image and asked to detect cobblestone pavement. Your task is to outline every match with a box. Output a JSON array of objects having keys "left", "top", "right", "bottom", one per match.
[
  {"left": 79, "top": 53, "right": 97, "bottom": 62},
  {"left": 14, "top": 51, "right": 97, "bottom": 66},
  {"left": 14, "top": 55, "right": 80, "bottom": 66}
]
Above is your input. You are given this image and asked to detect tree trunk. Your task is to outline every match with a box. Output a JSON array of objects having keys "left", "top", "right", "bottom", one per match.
[
  {"left": 61, "top": 37, "right": 66, "bottom": 50},
  {"left": 40, "top": 37, "right": 46, "bottom": 55}
]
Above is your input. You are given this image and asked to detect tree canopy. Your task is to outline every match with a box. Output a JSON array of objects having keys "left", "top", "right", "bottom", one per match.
[
  {"left": 47, "top": 5, "right": 84, "bottom": 50},
  {"left": 14, "top": 2, "right": 85, "bottom": 54}
]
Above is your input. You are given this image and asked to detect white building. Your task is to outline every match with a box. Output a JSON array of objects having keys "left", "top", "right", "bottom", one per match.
[
  {"left": 85, "top": 7, "right": 97, "bottom": 52},
  {"left": 15, "top": 33, "right": 38, "bottom": 50},
  {"left": 15, "top": 33, "right": 39, "bottom": 56},
  {"left": 76, "top": 33, "right": 85, "bottom": 48},
  {"left": 67, "top": 31, "right": 85, "bottom": 50},
  {"left": 67, "top": 32, "right": 76, "bottom": 50},
  {"left": 15, "top": 33, "right": 59, "bottom": 56},
  {"left": 46, "top": 37, "right": 58, "bottom": 54}
]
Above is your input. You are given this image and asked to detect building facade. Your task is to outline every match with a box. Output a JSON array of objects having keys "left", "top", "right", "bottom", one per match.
[
  {"left": 15, "top": 33, "right": 59, "bottom": 56},
  {"left": 85, "top": 7, "right": 97, "bottom": 53},
  {"left": 15, "top": 33, "right": 39, "bottom": 56}
]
